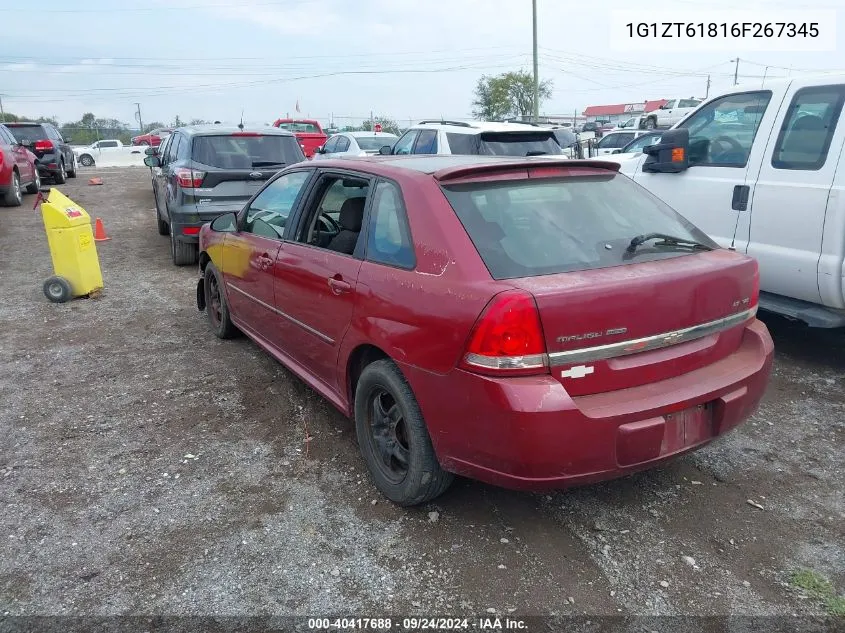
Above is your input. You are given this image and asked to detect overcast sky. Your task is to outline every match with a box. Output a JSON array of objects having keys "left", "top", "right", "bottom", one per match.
[{"left": 1, "top": 0, "right": 843, "bottom": 128}]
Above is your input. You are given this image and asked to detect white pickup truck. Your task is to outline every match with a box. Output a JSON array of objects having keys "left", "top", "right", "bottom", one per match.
[
  {"left": 73, "top": 140, "right": 143, "bottom": 167},
  {"left": 615, "top": 74, "right": 845, "bottom": 327},
  {"left": 642, "top": 98, "right": 703, "bottom": 129}
]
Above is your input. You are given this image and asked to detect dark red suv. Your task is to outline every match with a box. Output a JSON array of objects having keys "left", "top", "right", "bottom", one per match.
[{"left": 196, "top": 155, "right": 774, "bottom": 505}]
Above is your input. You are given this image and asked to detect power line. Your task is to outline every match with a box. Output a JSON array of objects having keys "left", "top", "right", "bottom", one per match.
[{"left": 2, "top": 0, "right": 320, "bottom": 13}]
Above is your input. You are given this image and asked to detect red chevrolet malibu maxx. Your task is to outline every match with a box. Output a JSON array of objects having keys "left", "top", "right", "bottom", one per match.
[{"left": 196, "top": 155, "right": 773, "bottom": 506}]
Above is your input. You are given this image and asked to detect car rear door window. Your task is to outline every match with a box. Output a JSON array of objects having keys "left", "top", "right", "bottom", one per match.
[
  {"left": 323, "top": 136, "right": 339, "bottom": 153},
  {"left": 176, "top": 135, "right": 192, "bottom": 160},
  {"left": 243, "top": 171, "right": 312, "bottom": 239},
  {"left": 191, "top": 134, "right": 303, "bottom": 169},
  {"left": 295, "top": 174, "right": 370, "bottom": 256},
  {"left": 771, "top": 85, "right": 845, "bottom": 171},
  {"left": 413, "top": 130, "right": 438, "bottom": 154},
  {"left": 366, "top": 181, "right": 415, "bottom": 269},
  {"left": 336, "top": 136, "right": 351, "bottom": 152},
  {"left": 166, "top": 134, "right": 181, "bottom": 164},
  {"left": 391, "top": 131, "right": 418, "bottom": 155},
  {"left": 441, "top": 174, "right": 716, "bottom": 279},
  {"left": 446, "top": 133, "right": 478, "bottom": 155},
  {"left": 101, "top": 140, "right": 119, "bottom": 148}
]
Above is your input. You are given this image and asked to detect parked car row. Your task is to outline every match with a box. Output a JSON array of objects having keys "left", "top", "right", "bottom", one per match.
[
  {"left": 73, "top": 139, "right": 145, "bottom": 167},
  {"left": 0, "top": 124, "right": 41, "bottom": 206}
]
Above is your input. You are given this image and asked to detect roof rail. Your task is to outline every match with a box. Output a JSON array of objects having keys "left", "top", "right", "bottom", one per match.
[{"left": 417, "top": 120, "right": 473, "bottom": 128}]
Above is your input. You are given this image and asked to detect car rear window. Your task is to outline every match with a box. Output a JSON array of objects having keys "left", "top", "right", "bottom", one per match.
[
  {"left": 191, "top": 134, "right": 304, "bottom": 169},
  {"left": 441, "top": 174, "right": 716, "bottom": 280},
  {"left": 356, "top": 136, "right": 394, "bottom": 151},
  {"left": 478, "top": 132, "right": 562, "bottom": 157},
  {"left": 276, "top": 122, "right": 321, "bottom": 133},
  {"left": 6, "top": 125, "right": 47, "bottom": 143}
]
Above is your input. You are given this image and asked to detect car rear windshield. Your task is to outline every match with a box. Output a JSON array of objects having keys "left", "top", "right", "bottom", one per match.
[
  {"left": 6, "top": 125, "right": 47, "bottom": 143},
  {"left": 276, "top": 122, "right": 321, "bottom": 133},
  {"left": 191, "top": 134, "right": 304, "bottom": 168},
  {"left": 441, "top": 174, "right": 716, "bottom": 280},
  {"left": 478, "top": 132, "right": 562, "bottom": 157},
  {"left": 356, "top": 136, "right": 394, "bottom": 151}
]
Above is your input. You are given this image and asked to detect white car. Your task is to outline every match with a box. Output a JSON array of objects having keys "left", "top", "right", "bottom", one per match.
[
  {"left": 613, "top": 116, "right": 644, "bottom": 130},
  {"left": 383, "top": 120, "right": 566, "bottom": 158},
  {"left": 313, "top": 131, "right": 398, "bottom": 160},
  {"left": 642, "top": 98, "right": 703, "bottom": 129},
  {"left": 73, "top": 139, "right": 143, "bottom": 167},
  {"left": 590, "top": 132, "right": 664, "bottom": 164},
  {"left": 588, "top": 130, "right": 655, "bottom": 156}
]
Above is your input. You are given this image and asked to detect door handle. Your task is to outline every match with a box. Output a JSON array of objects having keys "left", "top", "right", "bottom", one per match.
[
  {"left": 731, "top": 185, "right": 750, "bottom": 211},
  {"left": 257, "top": 254, "right": 274, "bottom": 270},
  {"left": 328, "top": 277, "right": 352, "bottom": 295}
]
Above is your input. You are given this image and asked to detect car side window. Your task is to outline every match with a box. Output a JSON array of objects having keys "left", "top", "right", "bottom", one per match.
[
  {"left": 177, "top": 135, "right": 192, "bottom": 160},
  {"left": 243, "top": 171, "right": 312, "bottom": 240},
  {"left": 679, "top": 91, "right": 772, "bottom": 167},
  {"left": 446, "top": 132, "right": 477, "bottom": 155},
  {"left": 391, "top": 130, "right": 418, "bottom": 155},
  {"left": 295, "top": 173, "right": 370, "bottom": 256},
  {"left": 413, "top": 130, "right": 438, "bottom": 154},
  {"left": 323, "top": 136, "right": 339, "bottom": 153},
  {"left": 664, "top": 100, "right": 677, "bottom": 109},
  {"left": 166, "top": 134, "right": 181, "bottom": 164},
  {"left": 597, "top": 134, "right": 622, "bottom": 149},
  {"left": 679, "top": 99, "right": 699, "bottom": 108},
  {"left": 0, "top": 128, "right": 14, "bottom": 145},
  {"left": 366, "top": 181, "right": 415, "bottom": 269},
  {"left": 336, "top": 136, "right": 351, "bottom": 152},
  {"left": 101, "top": 140, "right": 118, "bottom": 148},
  {"left": 772, "top": 85, "right": 845, "bottom": 171}
]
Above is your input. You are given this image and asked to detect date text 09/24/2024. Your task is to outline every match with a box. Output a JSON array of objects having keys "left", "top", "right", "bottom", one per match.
[{"left": 307, "top": 617, "right": 528, "bottom": 630}]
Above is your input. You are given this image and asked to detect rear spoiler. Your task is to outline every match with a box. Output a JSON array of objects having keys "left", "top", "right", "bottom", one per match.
[{"left": 433, "top": 159, "right": 621, "bottom": 182}]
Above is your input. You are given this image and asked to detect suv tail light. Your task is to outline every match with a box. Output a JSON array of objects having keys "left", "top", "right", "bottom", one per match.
[
  {"left": 175, "top": 168, "right": 205, "bottom": 188},
  {"left": 34, "top": 140, "right": 54, "bottom": 152},
  {"left": 460, "top": 290, "right": 548, "bottom": 377}
]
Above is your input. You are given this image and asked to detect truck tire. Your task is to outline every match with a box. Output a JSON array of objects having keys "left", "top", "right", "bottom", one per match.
[
  {"left": 171, "top": 232, "right": 198, "bottom": 266},
  {"left": 3, "top": 171, "right": 22, "bottom": 207}
]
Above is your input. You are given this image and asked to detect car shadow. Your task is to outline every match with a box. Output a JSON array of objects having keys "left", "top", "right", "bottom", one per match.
[{"left": 758, "top": 311, "right": 845, "bottom": 371}]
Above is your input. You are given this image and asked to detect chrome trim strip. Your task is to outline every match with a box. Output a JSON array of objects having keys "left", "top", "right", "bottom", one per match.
[
  {"left": 463, "top": 352, "right": 547, "bottom": 371},
  {"left": 227, "top": 283, "right": 335, "bottom": 345},
  {"left": 548, "top": 307, "right": 756, "bottom": 366}
]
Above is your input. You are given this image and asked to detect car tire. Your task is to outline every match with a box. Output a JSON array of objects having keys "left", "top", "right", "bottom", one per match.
[
  {"left": 154, "top": 195, "right": 169, "bottom": 236},
  {"left": 67, "top": 155, "right": 77, "bottom": 178},
  {"left": 79, "top": 154, "right": 95, "bottom": 167},
  {"left": 54, "top": 161, "right": 67, "bottom": 185},
  {"left": 354, "top": 359, "right": 454, "bottom": 506},
  {"left": 43, "top": 276, "right": 72, "bottom": 303},
  {"left": 170, "top": 231, "right": 197, "bottom": 266},
  {"left": 204, "top": 263, "right": 239, "bottom": 339},
  {"left": 25, "top": 169, "right": 41, "bottom": 195},
  {"left": 3, "top": 171, "right": 22, "bottom": 207}
]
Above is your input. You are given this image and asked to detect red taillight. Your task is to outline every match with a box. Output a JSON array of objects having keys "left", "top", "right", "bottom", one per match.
[
  {"left": 182, "top": 227, "right": 200, "bottom": 235},
  {"left": 34, "top": 140, "right": 53, "bottom": 152},
  {"left": 175, "top": 168, "right": 205, "bottom": 188},
  {"left": 460, "top": 290, "right": 548, "bottom": 376}
]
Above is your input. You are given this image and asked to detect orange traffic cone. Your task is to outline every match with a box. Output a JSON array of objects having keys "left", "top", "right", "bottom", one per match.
[{"left": 93, "top": 218, "right": 110, "bottom": 241}]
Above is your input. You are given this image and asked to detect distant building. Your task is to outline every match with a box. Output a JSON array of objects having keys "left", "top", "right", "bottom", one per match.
[{"left": 582, "top": 100, "right": 668, "bottom": 124}]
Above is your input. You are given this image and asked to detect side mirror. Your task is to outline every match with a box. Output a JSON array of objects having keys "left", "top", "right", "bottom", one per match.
[
  {"left": 642, "top": 128, "right": 689, "bottom": 173},
  {"left": 144, "top": 156, "right": 161, "bottom": 167},
  {"left": 378, "top": 145, "right": 393, "bottom": 155},
  {"left": 210, "top": 212, "right": 237, "bottom": 233}
]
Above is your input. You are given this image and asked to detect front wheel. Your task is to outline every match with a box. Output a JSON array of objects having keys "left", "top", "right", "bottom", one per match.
[
  {"left": 204, "top": 263, "right": 239, "bottom": 339},
  {"left": 355, "top": 359, "right": 453, "bottom": 506},
  {"left": 79, "top": 154, "right": 95, "bottom": 167}
]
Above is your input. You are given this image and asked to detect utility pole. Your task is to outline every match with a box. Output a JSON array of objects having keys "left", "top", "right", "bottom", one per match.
[
  {"left": 705, "top": 75, "right": 711, "bottom": 98},
  {"left": 0, "top": 95, "right": 5, "bottom": 123},
  {"left": 134, "top": 102, "right": 143, "bottom": 135},
  {"left": 731, "top": 58, "right": 740, "bottom": 85},
  {"left": 532, "top": 0, "right": 540, "bottom": 123}
]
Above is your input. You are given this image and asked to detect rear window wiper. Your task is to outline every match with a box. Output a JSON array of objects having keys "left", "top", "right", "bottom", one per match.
[
  {"left": 626, "top": 232, "right": 713, "bottom": 254},
  {"left": 251, "top": 161, "right": 286, "bottom": 167}
]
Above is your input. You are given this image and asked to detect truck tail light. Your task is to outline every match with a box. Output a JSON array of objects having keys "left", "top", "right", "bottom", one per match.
[
  {"left": 34, "top": 140, "right": 54, "bottom": 152},
  {"left": 175, "top": 168, "right": 205, "bottom": 188},
  {"left": 460, "top": 290, "right": 548, "bottom": 377}
]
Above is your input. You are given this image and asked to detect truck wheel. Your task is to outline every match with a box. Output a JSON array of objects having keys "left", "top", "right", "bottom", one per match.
[
  {"left": 67, "top": 155, "right": 77, "bottom": 178},
  {"left": 204, "top": 263, "right": 239, "bottom": 339},
  {"left": 43, "top": 276, "right": 72, "bottom": 303},
  {"left": 355, "top": 359, "right": 454, "bottom": 506},
  {"left": 3, "top": 171, "right": 22, "bottom": 207},
  {"left": 79, "top": 154, "right": 95, "bottom": 167},
  {"left": 171, "top": 232, "right": 198, "bottom": 266},
  {"left": 54, "top": 161, "right": 67, "bottom": 185}
]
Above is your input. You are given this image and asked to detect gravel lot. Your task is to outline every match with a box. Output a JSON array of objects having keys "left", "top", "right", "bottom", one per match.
[{"left": 1, "top": 167, "right": 843, "bottom": 622}]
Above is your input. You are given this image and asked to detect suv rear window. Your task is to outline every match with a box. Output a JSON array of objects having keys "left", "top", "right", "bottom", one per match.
[
  {"left": 478, "top": 132, "right": 562, "bottom": 157},
  {"left": 276, "top": 122, "right": 321, "bottom": 133},
  {"left": 191, "top": 134, "right": 304, "bottom": 169},
  {"left": 442, "top": 174, "right": 716, "bottom": 280},
  {"left": 6, "top": 125, "right": 47, "bottom": 143}
]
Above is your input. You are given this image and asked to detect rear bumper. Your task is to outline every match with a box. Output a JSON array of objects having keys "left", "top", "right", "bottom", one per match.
[
  {"left": 170, "top": 207, "right": 240, "bottom": 243},
  {"left": 34, "top": 154, "right": 62, "bottom": 176},
  {"left": 402, "top": 319, "right": 774, "bottom": 490}
]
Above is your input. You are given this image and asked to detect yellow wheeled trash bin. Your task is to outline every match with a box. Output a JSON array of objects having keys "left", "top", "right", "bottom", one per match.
[{"left": 37, "top": 188, "right": 104, "bottom": 303}]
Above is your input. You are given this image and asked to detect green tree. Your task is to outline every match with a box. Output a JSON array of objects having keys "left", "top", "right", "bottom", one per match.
[
  {"left": 358, "top": 116, "right": 400, "bottom": 135},
  {"left": 472, "top": 70, "right": 553, "bottom": 120}
]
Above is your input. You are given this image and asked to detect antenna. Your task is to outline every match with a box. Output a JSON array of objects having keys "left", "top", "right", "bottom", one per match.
[{"left": 238, "top": 110, "right": 245, "bottom": 130}]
